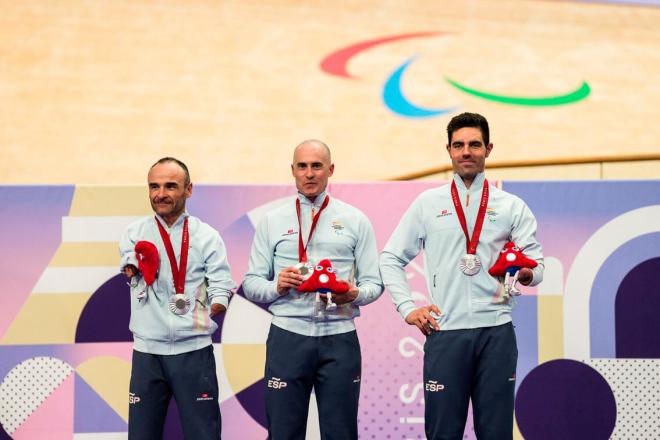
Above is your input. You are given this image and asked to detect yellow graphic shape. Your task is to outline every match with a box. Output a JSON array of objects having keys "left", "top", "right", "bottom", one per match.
[
  {"left": 514, "top": 417, "right": 523, "bottom": 440},
  {"left": 49, "top": 242, "right": 119, "bottom": 267},
  {"left": 537, "top": 295, "right": 564, "bottom": 363},
  {"left": 76, "top": 356, "right": 131, "bottom": 422},
  {"left": 1, "top": 293, "right": 90, "bottom": 344},
  {"left": 69, "top": 186, "right": 150, "bottom": 216},
  {"left": 221, "top": 344, "right": 266, "bottom": 394}
]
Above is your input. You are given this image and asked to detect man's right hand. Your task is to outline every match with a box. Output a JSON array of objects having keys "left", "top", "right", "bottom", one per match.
[
  {"left": 123, "top": 265, "right": 138, "bottom": 278},
  {"left": 276, "top": 266, "right": 303, "bottom": 295},
  {"left": 405, "top": 305, "right": 441, "bottom": 335}
]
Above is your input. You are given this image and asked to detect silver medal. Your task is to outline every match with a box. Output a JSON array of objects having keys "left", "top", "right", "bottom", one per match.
[
  {"left": 295, "top": 262, "right": 314, "bottom": 281},
  {"left": 459, "top": 254, "right": 481, "bottom": 276},
  {"left": 169, "top": 293, "right": 190, "bottom": 315}
]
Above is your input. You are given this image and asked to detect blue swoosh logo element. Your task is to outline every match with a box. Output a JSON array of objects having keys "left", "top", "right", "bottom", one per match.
[{"left": 382, "top": 56, "right": 455, "bottom": 118}]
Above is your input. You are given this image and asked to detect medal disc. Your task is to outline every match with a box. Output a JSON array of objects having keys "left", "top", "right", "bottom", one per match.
[
  {"left": 169, "top": 293, "right": 190, "bottom": 315},
  {"left": 459, "top": 254, "right": 481, "bottom": 276},
  {"left": 295, "top": 262, "right": 314, "bottom": 281}
]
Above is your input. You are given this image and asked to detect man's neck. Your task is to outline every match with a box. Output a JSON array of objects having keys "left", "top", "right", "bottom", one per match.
[
  {"left": 160, "top": 211, "right": 183, "bottom": 227},
  {"left": 300, "top": 190, "right": 326, "bottom": 204}
]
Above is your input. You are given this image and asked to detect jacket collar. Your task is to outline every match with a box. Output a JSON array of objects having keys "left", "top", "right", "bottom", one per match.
[
  {"left": 452, "top": 172, "right": 486, "bottom": 191},
  {"left": 155, "top": 210, "right": 189, "bottom": 229},
  {"left": 297, "top": 190, "right": 329, "bottom": 208}
]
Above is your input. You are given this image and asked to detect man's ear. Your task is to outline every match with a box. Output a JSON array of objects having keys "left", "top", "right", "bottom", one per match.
[{"left": 485, "top": 143, "right": 493, "bottom": 158}]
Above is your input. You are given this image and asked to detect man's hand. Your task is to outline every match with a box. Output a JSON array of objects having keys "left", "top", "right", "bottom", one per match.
[
  {"left": 405, "top": 305, "right": 441, "bottom": 335},
  {"left": 277, "top": 267, "right": 303, "bottom": 295},
  {"left": 518, "top": 268, "right": 534, "bottom": 286},
  {"left": 123, "top": 264, "right": 138, "bottom": 278},
  {"left": 210, "top": 303, "right": 226, "bottom": 316},
  {"left": 320, "top": 283, "right": 358, "bottom": 305}
]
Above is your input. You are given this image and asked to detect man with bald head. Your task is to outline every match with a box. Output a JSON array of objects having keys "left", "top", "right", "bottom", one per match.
[{"left": 243, "top": 140, "right": 383, "bottom": 439}]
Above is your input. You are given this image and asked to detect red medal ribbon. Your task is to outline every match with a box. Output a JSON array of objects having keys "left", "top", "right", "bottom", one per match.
[
  {"left": 155, "top": 216, "right": 189, "bottom": 294},
  {"left": 450, "top": 179, "right": 489, "bottom": 254},
  {"left": 296, "top": 195, "right": 330, "bottom": 263}
]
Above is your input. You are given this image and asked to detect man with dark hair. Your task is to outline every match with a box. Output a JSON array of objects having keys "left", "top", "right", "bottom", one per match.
[
  {"left": 380, "top": 113, "right": 544, "bottom": 439},
  {"left": 243, "top": 139, "right": 383, "bottom": 440},
  {"left": 446, "top": 112, "right": 490, "bottom": 146},
  {"left": 120, "top": 157, "right": 236, "bottom": 439}
]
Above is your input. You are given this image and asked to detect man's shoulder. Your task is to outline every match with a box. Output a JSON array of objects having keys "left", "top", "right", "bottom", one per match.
[
  {"left": 260, "top": 197, "right": 296, "bottom": 220},
  {"left": 124, "top": 215, "right": 154, "bottom": 232},
  {"left": 489, "top": 185, "right": 526, "bottom": 206},
  {"left": 328, "top": 197, "right": 370, "bottom": 222},
  {"left": 410, "top": 185, "right": 451, "bottom": 206},
  {"left": 188, "top": 215, "right": 220, "bottom": 236}
]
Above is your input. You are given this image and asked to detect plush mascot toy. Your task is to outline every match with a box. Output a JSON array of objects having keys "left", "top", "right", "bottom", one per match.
[
  {"left": 297, "top": 259, "right": 350, "bottom": 312},
  {"left": 488, "top": 242, "right": 537, "bottom": 299},
  {"left": 135, "top": 241, "right": 159, "bottom": 299}
]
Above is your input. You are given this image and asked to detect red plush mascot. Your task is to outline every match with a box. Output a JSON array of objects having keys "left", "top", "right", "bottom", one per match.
[
  {"left": 488, "top": 242, "right": 537, "bottom": 298},
  {"left": 297, "top": 259, "right": 350, "bottom": 312},
  {"left": 135, "top": 241, "right": 159, "bottom": 299}
]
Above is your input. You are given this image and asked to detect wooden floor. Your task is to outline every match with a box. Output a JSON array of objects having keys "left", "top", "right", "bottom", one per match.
[{"left": 0, "top": 0, "right": 658, "bottom": 184}]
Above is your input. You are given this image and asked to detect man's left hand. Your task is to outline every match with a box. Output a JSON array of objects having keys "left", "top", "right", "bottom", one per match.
[
  {"left": 518, "top": 268, "right": 534, "bottom": 286},
  {"left": 210, "top": 303, "right": 227, "bottom": 316},
  {"left": 320, "top": 283, "right": 358, "bottom": 305}
]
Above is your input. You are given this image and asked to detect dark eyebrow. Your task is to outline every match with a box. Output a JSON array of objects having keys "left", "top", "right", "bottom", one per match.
[{"left": 296, "top": 161, "right": 324, "bottom": 167}]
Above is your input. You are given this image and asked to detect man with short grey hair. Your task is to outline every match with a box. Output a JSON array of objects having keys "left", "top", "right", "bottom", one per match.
[{"left": 120, "top": 157, "right": 236, "bottom": 439}]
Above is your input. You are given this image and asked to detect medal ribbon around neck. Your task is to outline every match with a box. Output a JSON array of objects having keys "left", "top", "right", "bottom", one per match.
[
  {"left": 155, "top": 216, "right": 189, "bottom": 294},
  {"left": 296, "top": 195, "right": 330, "bottom": 263},
  {"left": 450, "top": 179, "right": 489, "bottom": 255}
]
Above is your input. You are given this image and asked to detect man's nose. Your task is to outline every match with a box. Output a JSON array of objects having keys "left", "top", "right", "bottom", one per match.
[{"left": 461, "top": 146, "right": 472, "bottom": 157}]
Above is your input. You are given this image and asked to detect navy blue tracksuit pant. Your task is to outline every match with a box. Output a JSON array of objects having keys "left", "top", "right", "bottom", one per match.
[
  {"left": 424, "top": 322, "right": 517, "bottom": 440},
  {"left": 264, "top": 324, "right": 362, "bottom": 440},
  {"left": 128, "top": 345, "right": 221, "bottom": 440}
]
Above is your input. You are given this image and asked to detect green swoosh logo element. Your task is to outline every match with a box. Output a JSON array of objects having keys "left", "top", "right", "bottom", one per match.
[{"left": 445, "top": 77, "right": 591, "bottom": 106}]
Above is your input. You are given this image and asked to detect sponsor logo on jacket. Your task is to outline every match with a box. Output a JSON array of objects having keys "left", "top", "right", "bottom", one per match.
[
  {"left": 487, "top": 207, "right": 498, "bottom": 223},
  {"left": 331, "top": 220, "right": 345, "bottom": 235}
]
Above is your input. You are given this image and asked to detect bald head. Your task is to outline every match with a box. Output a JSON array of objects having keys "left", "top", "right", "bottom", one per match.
[
  {"left": 291, "top": 139, "right": 334, "bottom": 201},
  {"left": 292, "top": 139, "right": 331, "bottom": 164}
]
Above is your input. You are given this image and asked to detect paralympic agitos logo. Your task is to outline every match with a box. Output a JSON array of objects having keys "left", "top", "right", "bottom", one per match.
[{"left": 319, "top": 32, "right": 590, "bottom": 118}]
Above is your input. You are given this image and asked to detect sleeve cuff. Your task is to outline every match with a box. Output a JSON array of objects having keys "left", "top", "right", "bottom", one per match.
[
  {"left": 211, "top": 295, "right": 230, "bottom": 309},
  {"left": 398, "top": 301, "right": 417, "bottom": 321},
  {"left": 121, "top": 253, "right": 138, "bottom": 272},
  {"left": 529, "top": 265, "right": 544, "bottom": 287}
]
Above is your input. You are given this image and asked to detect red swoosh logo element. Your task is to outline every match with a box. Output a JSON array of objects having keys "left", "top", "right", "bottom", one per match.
[{"left": 320, "top": 31, "right": 444, "bottom": 79}]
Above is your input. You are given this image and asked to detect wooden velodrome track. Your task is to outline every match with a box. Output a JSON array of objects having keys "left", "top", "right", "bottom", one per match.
[{"left": 0, "top": 0, "right": 658, "bottom": 185}]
